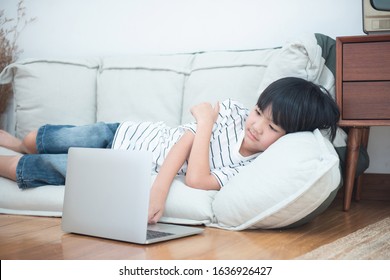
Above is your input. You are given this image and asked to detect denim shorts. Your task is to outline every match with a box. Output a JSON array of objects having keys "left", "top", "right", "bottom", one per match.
[{"left": 16, "top": 122, "right": 119, "bottom": 189}]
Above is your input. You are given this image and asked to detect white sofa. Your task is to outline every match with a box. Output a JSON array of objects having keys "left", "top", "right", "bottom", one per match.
[{"left": 0, "top": 33, "right": 347, "bottom": 230}]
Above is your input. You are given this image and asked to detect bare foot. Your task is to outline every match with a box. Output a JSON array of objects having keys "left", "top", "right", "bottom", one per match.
[{"left": 0, "top": 130, "right": 24, "bottom": 153}]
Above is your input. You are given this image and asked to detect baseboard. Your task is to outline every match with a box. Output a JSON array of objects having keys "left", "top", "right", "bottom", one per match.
[{"left": 359, "top": 173, "right": 390, "bottom": 201}]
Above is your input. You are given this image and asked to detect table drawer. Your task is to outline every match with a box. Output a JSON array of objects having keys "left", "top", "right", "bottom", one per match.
[
  {"left": 343, "top": 42, "right": 390, "bottom": 81},
  {"left": 343, "top": 81, "right": 390, "bottom": 120}
]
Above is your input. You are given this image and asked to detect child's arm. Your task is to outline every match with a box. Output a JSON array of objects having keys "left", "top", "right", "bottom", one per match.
[
  {"left": 185, "top": 102, "right": 221, "bottom": 191},
  {"left": 148, "top": 131, "right": 194, "bottom": 224}
]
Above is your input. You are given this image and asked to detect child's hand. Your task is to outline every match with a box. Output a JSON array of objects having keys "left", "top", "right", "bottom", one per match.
[
  {"left": 190, "top": 102, "right": 220, "bottom": 125},
  {"left": 148, "top": 184, "right": 166, "bottom": 224}
]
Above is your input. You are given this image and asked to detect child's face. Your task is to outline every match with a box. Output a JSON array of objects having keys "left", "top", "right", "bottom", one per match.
[{"left": 240, "top": 105, "right": 286, "bottom": 156}]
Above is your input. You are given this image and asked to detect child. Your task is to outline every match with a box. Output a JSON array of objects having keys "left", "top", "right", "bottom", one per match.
[{"left": 0, "top": 77, "right": 340, "bottom": 223}]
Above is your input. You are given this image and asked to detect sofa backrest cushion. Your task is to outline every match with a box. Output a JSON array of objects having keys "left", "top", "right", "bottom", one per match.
[
  {"left": 0, "top": 59, "right": 99, "bottom": 138},
  {"left": 97, "top": 55, "right": 192, "bottom": 127},
  {"left": 181, "top": 49, "right": 279, "bottom": 124}
]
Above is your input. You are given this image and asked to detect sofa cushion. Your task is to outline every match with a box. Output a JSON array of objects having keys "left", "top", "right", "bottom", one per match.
[
  {"left": 258, "top": 33, "right": 336, "bottom": 100},
  {"left": 0, "top": 147, "right": 63, "bottom": 216},
  {"left": 211, "top": 129, "right": 341, "bottom": 230},
  {"left": 181, "top": 49, "right": 279, "bottom": 124},
  {"left": 0, "top": 59, "right": 99, "bottom": 138},
  {"left": 159, "top": 176, "right": 217, "bottom": 225},
  {"left": 97, "top": 55, "right": 192, "bottom": 127}
]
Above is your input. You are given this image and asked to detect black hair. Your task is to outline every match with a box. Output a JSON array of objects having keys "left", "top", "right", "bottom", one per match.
[{"left": 257, "top": 77, "right": 340, "bottom": 141}]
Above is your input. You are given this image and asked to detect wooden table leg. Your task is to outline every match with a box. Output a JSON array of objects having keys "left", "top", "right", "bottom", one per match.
[
  {"left": 343, "top": 127, "right": 363, "bottom": 211},
  {"left": 355, "top": 127, "right": 370, "bottom": 201}
]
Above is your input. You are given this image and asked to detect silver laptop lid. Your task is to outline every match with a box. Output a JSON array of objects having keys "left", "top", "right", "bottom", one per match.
[{"left": 62, "top": 148, "right": 152, "bottom": 244}]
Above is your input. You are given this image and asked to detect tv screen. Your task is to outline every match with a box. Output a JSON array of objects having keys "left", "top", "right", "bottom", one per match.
[
  {"left": 371, "top": 0, "right": 390, "bottom": 11},
  {"left": 363, "top": 0, "right": 390, "bottom": 33}
]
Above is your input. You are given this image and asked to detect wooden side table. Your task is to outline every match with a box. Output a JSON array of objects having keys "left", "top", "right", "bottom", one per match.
[{"left": 336, "top": 34, "right": 390, "bottom": 211}]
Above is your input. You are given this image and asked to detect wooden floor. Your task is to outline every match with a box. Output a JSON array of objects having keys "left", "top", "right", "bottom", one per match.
[{"left": 1, "top": 197, "right": 390, "bottom": 260}]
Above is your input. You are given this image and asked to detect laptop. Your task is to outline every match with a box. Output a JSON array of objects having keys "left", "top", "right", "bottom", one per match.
[{"left": 62, "top": 147, "right": 203, "bottom": 244}]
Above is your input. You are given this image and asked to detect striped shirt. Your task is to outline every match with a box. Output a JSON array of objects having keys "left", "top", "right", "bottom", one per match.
[{"left": 111, "top": 99, "right": 259, "bottom": 187}]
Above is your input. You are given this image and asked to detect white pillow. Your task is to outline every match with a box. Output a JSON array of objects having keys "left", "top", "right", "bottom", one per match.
[
  {"left": 160, "top": 176, "right": 217, "bottom": 225},
  {"left": 211, "top": 129, "right": 341, "bottom": 230}
]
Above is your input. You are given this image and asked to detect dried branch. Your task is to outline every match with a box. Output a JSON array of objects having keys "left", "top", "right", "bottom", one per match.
[{"left": 0, "top": 0, "right": 36, "bottom": 115}]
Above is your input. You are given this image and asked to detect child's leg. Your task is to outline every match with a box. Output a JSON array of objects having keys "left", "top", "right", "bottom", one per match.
[
  {"left": 16, "top": 154, "right": 68, "bottom": 188},
  {"left": 0, "top": 153, "right": 67, "bottom": 188},
  {"left": 36, "top": 123, "right": 119, "bottom": 154},
  {"left": 0, "top": 155, "right": 20, "bottom": 181},
  {"left": 0, "top": 130, "right": 38, "bottom": 154},
  {"left": 22, "top": 131, "right": 38, "bottom": 154},
  {"left": 1, "top": 123, "right": 119, "bottom": 155}
]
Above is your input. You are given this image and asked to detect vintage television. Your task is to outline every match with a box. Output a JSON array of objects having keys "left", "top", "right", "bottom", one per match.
[{"left": 363, "top": 0, "right": 390, "bottom": 33}]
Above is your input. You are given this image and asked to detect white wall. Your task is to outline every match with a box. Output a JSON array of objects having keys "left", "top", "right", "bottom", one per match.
[
  {"left": 1, "top": 0, "right": 389, "bottom": 173},
  {"left": 2, "top": 0, "right": 365, "bottom": 56}
]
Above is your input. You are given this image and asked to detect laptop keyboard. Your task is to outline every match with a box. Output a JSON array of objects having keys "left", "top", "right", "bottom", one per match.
[{"left": 147, "top": 229, "right": 174, "bottom": 240}]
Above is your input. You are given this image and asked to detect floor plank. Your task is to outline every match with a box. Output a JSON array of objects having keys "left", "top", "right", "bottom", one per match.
[{"left": 1, "top": 198, "right": 389, "bottom": 260}]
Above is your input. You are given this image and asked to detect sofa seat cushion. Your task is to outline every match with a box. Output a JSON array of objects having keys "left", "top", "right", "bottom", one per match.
[{"left": 0, "top": 147, "right": 64, "bottom": 216}]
